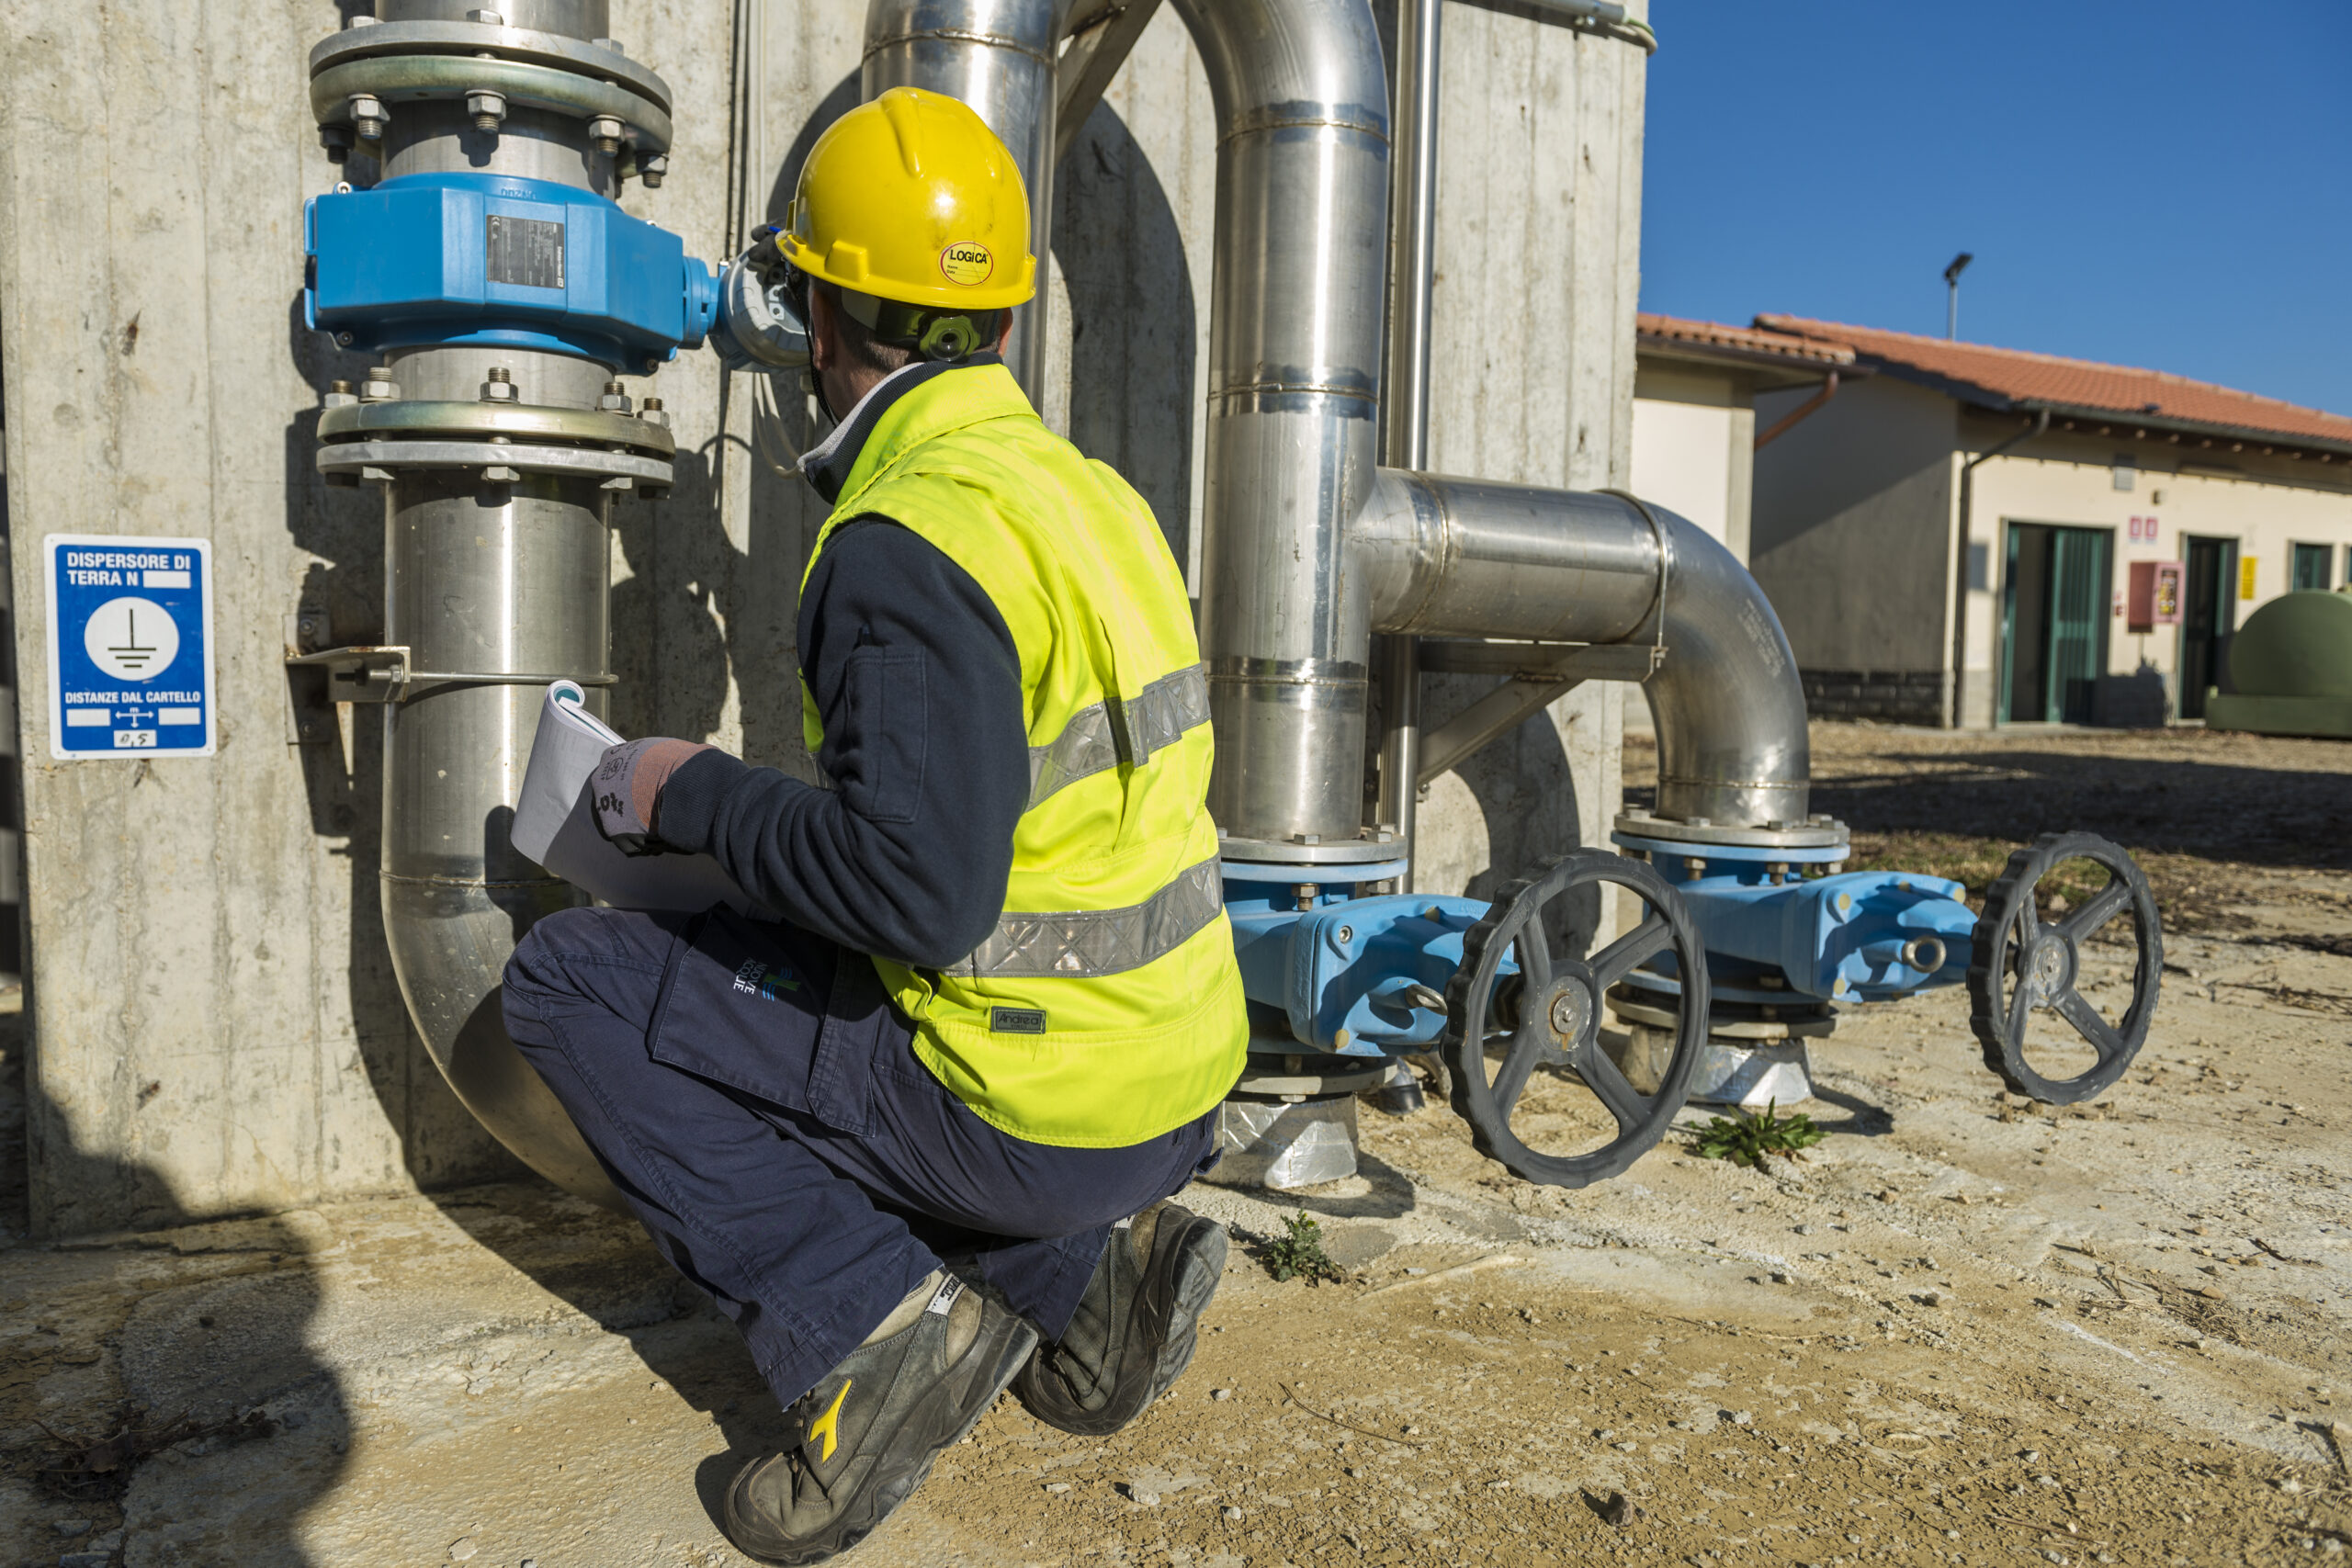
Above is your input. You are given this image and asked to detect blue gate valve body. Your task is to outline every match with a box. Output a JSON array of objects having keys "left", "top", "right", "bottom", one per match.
[
  {"left": 1226, "top": 879, "right": 1497, "bottom": 1056},
  {"left": 1657, "top": 868, "right": 1975, "bottom": 1004},
  {"left": 305, "top": 173, "right": 718, "bottom": 370}
]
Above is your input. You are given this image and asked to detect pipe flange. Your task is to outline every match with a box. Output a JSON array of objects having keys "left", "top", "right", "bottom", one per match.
[
  {"left": 1609, "top": 990, "right": 1838, "bottom": 1041},
  {"left": 1612, "top": 810, "right": 1849, "bottom": 852},
  {"left": 311, "top": 20, "right": 673, "bottom": 112},
  {"left": 311, "top": 56, "right": 673, "bottom": 154},
  {"left": 1217, "top": 829, "right": 1407, "bottom": 866},
  {"left": 1233, "top": 1055, "right": 1396, "bottom": 1098},
  {"left": 316, "top": 439, "right": 673, "bottom": 487},
  {"left": 320, "top": 400, "right": 676, "bottom": 458}
]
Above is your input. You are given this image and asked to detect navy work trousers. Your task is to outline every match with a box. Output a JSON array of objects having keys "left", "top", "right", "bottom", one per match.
[{"left": 503, "top": 903, "right": 1217, "bottom": 1408}]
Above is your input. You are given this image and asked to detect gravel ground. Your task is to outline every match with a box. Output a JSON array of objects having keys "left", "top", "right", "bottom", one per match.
[{"left": 1, "top": 724, "right": 2346, "bottom": 1567}]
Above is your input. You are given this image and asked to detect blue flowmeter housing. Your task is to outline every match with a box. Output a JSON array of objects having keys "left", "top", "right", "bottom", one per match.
[
  {"left": 45, "top": 535, "right": 216, "bottom": 760},
  {"left": 304, "top": 173, "right": 718, "bottom": 369}
]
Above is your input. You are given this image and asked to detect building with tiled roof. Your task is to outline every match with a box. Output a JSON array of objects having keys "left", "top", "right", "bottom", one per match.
[
  {"left": 1629, "top": 314, "right": 1852, "bottom": 567},
  {"left": 1737, "top": 317, "right": 2352, "bottom": 728}
]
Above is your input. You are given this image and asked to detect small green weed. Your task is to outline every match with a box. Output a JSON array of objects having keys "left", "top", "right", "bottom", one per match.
[
  {"left": 1691, "top": 1100, "right": 1826, "bottom": 1169},
  {"left": 1261, "top": 1210, "right": 1344, "bottom": 1284}
]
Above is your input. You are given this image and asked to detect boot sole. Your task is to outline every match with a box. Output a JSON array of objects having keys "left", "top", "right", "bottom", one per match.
[
  {"left": 723, "top": 1310, "right": 1038, "bottom": 1566},
  {"left": 1019, "top": 1209, "right": 1227, "bottom": 1436}
]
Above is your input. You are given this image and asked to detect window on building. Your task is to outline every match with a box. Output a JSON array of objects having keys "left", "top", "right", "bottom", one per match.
[{"left": 2290, "top": 542, "right": 2334, "bottom": 592}]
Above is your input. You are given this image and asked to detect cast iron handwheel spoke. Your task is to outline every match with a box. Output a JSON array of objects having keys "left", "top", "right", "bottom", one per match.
[
  {"left": 1443, "top": 850, "right": 1709, "bottom": 1189},
  {"left": 2060, "top": 878, "right": 2132, "bottom": 945},
  {"left": 1968, "top": 831, "right": 2163, "bottom": 1105},
  {"left": 1513, "top": 924, "right": 1555, "bottom": 992},
  {"left": 1574, "top": 1039, "right": 1649, "bottom": 1132},
  {"left": 1490, "top": 1021, "right": 1551, "bottom": 1122},
  {"left": 2052, "top": 986, "right": 2131, "bottom": 1066},
  {"left": 1589, "top": 916, "right": 1672, "bottom": 990}
]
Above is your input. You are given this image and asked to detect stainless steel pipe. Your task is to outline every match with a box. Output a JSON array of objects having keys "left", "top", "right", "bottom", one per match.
[
  {"left": 1373, "top": 0, "right": 1442, "bottom": 870},
  {"left": 1354, "top": 471, "right": 1814, "bottom": 829},
  {"left": 863, "top": 0, "right": 1059, "bottom": 403},
  {"left": 370, "top": 0, "right": 628, "bottom": 1201},
  {"left": 1172, "top": 0, "right": 1392, "bottom": 848}
]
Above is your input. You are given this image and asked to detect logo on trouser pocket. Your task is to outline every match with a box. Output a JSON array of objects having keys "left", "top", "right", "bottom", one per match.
[
  {"left": 731, "top": 958, "right": 802, "bottom": 1000},
  {"left": 989, "top": 1006, "right": 1047, "bottom": 1033}
]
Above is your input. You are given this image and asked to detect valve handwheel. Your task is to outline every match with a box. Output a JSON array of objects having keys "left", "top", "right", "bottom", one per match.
[
  {"left": 1967, "top": 831, "right": 2163, "bottom": 1104},
  {"left": 1443, "top": 851, "right": 1711, "bottom": 1188}
]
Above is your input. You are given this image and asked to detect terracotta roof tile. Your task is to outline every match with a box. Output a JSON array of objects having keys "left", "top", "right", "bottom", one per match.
[
  {"left": 1753, "top": 314, "right": 2352, "bottom": 448},
  {"left": 1637, "top": 312, "right": 1855, "bottom": 366}
]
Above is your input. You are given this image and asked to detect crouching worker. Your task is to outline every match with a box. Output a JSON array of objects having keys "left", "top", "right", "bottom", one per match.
[{"left": 501, "top": 87, "right": 1247, "bottom": 1565}]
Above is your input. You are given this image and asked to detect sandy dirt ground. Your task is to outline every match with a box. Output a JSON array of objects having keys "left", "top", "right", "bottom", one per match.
[{"left": 3, "top": 723, "right": 2348, "bottom": 1567}]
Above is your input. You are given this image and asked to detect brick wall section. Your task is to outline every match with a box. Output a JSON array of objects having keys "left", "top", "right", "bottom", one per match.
[{"left": 1803, "top": 669, "right": 1948, "bottom": 727}]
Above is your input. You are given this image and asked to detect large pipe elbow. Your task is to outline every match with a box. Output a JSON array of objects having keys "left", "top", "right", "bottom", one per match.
[{"left": 1355, "top": 470, "right": 1813, "bottom": 829}]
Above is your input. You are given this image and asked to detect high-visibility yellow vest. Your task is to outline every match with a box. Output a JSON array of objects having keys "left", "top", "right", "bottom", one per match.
[{"left": 801, "top": 362, "right": 1248, "bottom": 1147}]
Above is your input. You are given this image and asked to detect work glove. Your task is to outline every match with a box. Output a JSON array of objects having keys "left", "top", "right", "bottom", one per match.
[{"left": 591, "top": 738, "right": 713, "bottom": 855}]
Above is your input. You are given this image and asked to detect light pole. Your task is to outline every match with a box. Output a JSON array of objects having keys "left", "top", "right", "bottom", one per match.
[{"left": 1944, "top": 252, "right": 1973, "bottom": 340}]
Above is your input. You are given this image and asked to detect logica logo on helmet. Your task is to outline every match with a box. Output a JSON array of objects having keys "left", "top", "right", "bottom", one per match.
[{"left": 939, "top": 243, "right": 994, "bottom": 286}]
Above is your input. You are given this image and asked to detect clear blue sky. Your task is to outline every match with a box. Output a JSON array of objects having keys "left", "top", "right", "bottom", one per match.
[{"left": 1639, "top": 0, "right": 2352, "bottom": 417}]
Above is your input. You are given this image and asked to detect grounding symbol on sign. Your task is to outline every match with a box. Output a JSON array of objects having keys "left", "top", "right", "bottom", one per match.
[{"left": 45, "top": 534, "right": 216, "bottom": 760}]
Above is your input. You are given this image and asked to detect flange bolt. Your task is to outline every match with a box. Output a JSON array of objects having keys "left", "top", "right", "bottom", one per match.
[
  {"left": 317, "top": 124, "right": 354, "bottom": 163},
  {"left": 637, "top": 395, "right": 669, "bottom": 430},
  {"left": 639, "top": 153, "right": 670, "bottom": 189},
  {"left": 359, "top": 367, "right": 401, "bottom": 402},
  {"left": 598, "top": 380, "right": 633, "bottom": 413},
  {"left": 348, "top": 95, "right": 388, "bottom": 141},
  {"left": 323, "top": 379, "right": 358, "bottom": 410},
  {"left": 466, "top": 90, "right": 508, "bottom": 132},
  {"left": 588, "top": 115, "right": 625, "bottom": 155},
  {"left": 481, "top": 367, "right": 518, "bottom": 403}
]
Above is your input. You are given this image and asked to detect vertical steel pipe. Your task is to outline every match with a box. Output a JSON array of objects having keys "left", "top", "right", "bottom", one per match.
[
  {"left": 863, "top": 0, "right": 1059, "bottom": 403},
  {"left": 1172, "top": 0, "right": 1392, "bottom": 848},
  {"left": 1374, "top": 0, "right": 1442, "bottom": 872},
  {"left": 369, "top": 0, "right": 628, "bottom": 1200}
]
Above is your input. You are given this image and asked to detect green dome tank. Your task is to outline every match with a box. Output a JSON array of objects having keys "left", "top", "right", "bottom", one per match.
[{"left": 2205, "top": 589, "right": 2352, "bottom": 737}]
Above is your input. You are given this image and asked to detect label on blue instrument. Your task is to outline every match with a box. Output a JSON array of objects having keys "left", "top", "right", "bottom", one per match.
[{"left": 486, "top": 214, "right": 566, "bottom": 289}]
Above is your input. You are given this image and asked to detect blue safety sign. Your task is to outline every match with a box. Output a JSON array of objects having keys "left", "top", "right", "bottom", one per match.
[{"left": 44, "top": 534, "right": 216, "bottom": 760}]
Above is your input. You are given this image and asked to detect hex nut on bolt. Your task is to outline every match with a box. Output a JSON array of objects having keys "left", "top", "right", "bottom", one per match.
[
  {"left": 598, "top": 381, "right": 632, "bottom": 413},
  {"left": 348, "top": 95, "right": 388, "bottom": 141},
  {"left": 466, "top": 90, "right": 507, "bottom": 131},
  {"left": 636, "top": 396, "right": 669, "bottom": 431},
  {"left": 323, "top": 380, "right": 358, "bottom": 410},
  {"left": 481, "top": 367, "right": 518, "bottom": 403},
  {"left": 587, "top": 115, "right": 625, "bottom": 154},
  {"left": 639, "top": 153, "right": 669, "bottom": 189},
  {"left": 359, "top": 367, "right": 401, "bottom": 402}
]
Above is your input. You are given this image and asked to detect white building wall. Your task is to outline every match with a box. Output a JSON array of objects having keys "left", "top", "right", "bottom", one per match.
[
  {"left": 0, "top": 0, "right": 1646, "bottom": 1231},
  {"left": 1962, "top": 435, "right": 2352, "bottom": 722}
]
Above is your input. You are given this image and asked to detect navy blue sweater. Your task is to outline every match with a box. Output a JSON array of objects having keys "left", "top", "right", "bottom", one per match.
[{"left": 654, "top": 362, "right": 1031, "bottom": 967}]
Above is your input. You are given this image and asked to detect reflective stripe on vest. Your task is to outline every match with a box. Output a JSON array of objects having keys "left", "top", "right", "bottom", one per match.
[
  {"left": 947, "top": 855, "right": 1223, "bottom": 978},
  {"left": 1026, "top": 662, "right": 1211, "bottom": 810}
]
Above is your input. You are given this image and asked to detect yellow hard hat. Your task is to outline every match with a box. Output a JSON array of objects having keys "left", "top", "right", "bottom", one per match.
[{"left": 782, "top": 86, "right": 1035, "bottom": 312}]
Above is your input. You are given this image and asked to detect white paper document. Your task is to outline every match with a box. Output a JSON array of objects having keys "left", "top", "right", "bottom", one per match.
[{"left": 514, "top": 681, "right": 759, "bottom": 915}]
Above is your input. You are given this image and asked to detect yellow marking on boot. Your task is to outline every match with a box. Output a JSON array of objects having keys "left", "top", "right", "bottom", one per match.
[{"left": 808, "top": 1378, "right": 853, "bottom": 1463}]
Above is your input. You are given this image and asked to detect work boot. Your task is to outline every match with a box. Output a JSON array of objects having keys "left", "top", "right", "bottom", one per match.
[
  {"left": 1011, "top": 1200, "right": 1227, "bottom": 1435},
  {"left": 723, "top": 1271, "right": 1037, "bottom": 1565}
]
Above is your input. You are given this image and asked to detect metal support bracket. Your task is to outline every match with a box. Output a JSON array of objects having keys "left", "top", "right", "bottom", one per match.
[
  {"left": 1054, "top": 0, "right": 1166, "bottom": 160},
  {"left": 1415, "top": 641, "right": 1665, "bottom": 786},
  {"left": 285, "top": 644, "right": 616, "bottom": 703}
]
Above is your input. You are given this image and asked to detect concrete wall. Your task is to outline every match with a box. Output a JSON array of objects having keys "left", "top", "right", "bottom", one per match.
[
  {"left": 1749, "top": 376, "right": 1959, "bottom": 722},
  {"left": 1630, "top": 363, "right": 1752, "bottom": 563},
  {"left": 0, "top": 0, "right": 1643, "bottom": 1233}
]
